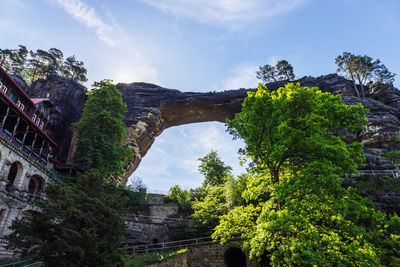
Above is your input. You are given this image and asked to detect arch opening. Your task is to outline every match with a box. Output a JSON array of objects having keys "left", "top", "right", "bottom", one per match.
[
  {"left": 6, "top": 161, "right": 22, "bottom": 190},
  {"left": 224, "top": 247, "right": 247, "bottom": 267},
  {"left": 28, "top": 175, "right": 44, "bottom": 200}
]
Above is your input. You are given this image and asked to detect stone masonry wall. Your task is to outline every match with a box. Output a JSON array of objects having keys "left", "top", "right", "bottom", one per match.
[{"left": 144, "top": 241, "right": 262, "bottom": 267}]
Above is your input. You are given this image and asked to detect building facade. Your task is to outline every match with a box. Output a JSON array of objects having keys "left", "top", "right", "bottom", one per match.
[{"left": 0, "top": 66, "right": 57, "bottom": 256}]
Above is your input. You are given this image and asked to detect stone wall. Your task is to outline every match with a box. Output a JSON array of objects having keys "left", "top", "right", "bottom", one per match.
[
  {"left": 148, "top": 204, "right": 179, "bottom": 223},
  {"left": 144, "top": 241, "right": 263, "bottom": 267},
  {"left": 124, "top": 220, "right": 170, "bottom": 245},
  {"left": 0, "top": 137, "right": 54, "bottom": 239}
]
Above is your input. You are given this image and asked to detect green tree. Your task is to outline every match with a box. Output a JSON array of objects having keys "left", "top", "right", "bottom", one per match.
[
  {"left": 164, "top": 185, "right": 192, "bottom": 211},
  {"left": 198, "top": 151, "right": 232, "bottom": 187},
  {"left": 63, "top": 55, "right": 88, "bottom": 83},
  {"left": 256, "top": 59, "right": 295, "bottom": 83},
  {"left": 213, "top": 83, "right": 400, "bottom": 265},
  {"left": 335, "top": 52, "right": 396, "bottom": 97},
  {"left": 73, "top": 80, "right": 132, "bottom": 178},
  {"left": 6, "top": 170, "right": 129, "bottom": 267},
  {"left": 188, "top": 186, "right": 227, "bottom": 237}
]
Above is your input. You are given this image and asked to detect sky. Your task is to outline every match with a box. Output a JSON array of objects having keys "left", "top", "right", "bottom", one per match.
[{"left": 1, "top": 0, "right": 400, "bottom": 191}]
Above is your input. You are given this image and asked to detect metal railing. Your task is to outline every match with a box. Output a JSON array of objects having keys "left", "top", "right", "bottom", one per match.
[
  {"left": 121, "top": 233, "right": 241, "bottom": 254},
  {"left": 125, "top": 214, "right": 191, "bottom": 224},
  {"left": 0, "top": 129, "right": 49, "bottom": 169},
  {"left": 121, "top": 236, "right": 213, "bottom": 254},
  {"left": 347, "top": 169, "right": 399, "bottom": 178}
]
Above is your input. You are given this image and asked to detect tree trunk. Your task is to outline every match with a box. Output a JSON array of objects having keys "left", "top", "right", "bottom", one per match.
[{"left": 353, "top": 83, "right": 360, "bottom": 98}]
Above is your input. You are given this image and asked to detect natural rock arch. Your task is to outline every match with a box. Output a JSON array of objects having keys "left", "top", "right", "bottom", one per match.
[{"left": 117, "top": 74, "right": 400, "bottom": 184}]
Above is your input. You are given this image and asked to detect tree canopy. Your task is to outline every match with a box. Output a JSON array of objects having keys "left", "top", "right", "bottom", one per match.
[
  {"left": 0, "top": 45, "right": 87, "bottom": 84},
  {"left": 6, "top": 170, "right": 129, "bottom": 267},
  {"left": 198, "top": 150, "right": 232, "bottom": 187},
  {"left": 256, "top": 60, "right": 295, "bottom": 83},
  {"left": 72, "top": 79, "right": 133, "bottom": 178},
  {"left": 212, "top": 83, "right": 400, "bottom": 266},
  {"left": 335, "top": 52, "right": 396, "bottom": 97}
]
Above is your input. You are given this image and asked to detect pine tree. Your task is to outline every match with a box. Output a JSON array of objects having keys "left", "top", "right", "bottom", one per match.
[{"left": 6, "top": 170, "right": 129, "bottom": 266}]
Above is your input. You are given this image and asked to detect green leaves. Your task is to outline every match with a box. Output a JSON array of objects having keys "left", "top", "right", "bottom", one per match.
[
  {"left": 72, "top": 80, "right": 132, "bottom": 178},
  {"left": 198, "top": 151, "right": 232, "bottom": 187},
  {"left": 215, "top": 83, "right": 400, "bottom": 265},
  {"left": 6, "top": 170, "right": 129, "bottom": 266}
]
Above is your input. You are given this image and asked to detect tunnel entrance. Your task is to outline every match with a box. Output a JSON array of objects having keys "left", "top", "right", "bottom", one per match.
[{"left": 224, "top": 247, "right": 247, "bottom": 267}]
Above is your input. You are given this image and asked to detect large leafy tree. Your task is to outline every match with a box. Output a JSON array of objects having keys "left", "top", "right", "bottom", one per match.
[
  {"left": 73, "top": 80, "right": 132, "bottom": 178},
  {"left": 6, "top": 170, "right": 129, "bottom": 267},
  {"left": 198, "top": 151, "right": 232, "bottom": 187},
  {"left": 335, "top": 52, "right": 396, "bottom": 97},
  {"left": 212, "top": 83, "right": 400, "bottom": 266}
]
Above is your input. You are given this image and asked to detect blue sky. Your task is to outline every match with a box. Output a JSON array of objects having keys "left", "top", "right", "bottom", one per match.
[{"left": 1, "top": 0, "right": 400, "bottom": 191}]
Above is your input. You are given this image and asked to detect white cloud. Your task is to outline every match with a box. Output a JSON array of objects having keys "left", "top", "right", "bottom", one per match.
[
  {"left": 142, "top": 0, "right": 309, "bottom": 26},
  {"left": 214, "top": 64, "right": 259, "bottom": 90},
  {"left": 51, "top": 0, "right": 115, "bottom": 46}
]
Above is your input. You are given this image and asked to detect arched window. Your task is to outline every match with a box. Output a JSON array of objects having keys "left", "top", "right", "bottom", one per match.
[
  {"left": 6, "top": 162, "right": 22, "bottom": 190},
  {"left": 224, "top": 247, "right": 247, "bottom": 267},
  {"left": 28, "top": 175, "right": 44, "bottom": 200}
]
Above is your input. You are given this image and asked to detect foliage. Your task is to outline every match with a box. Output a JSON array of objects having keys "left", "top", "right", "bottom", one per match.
[
  {"left": 224, "top": 174, "right": 247, "bottom": 209},
  {"left": 6, "top": 169, "right": 129, "bottom": 267},
  {"left": 198, "top": 150, "right": 232, "bottom": 187},
  {"left": 0, "top": 45, "right": 87, "bottom": 84},
  {"left": 256, "top": 59, "right": 295, "bottom": 83},
  {"left": 122, "top": 249, "right": 187, "bottom": 266},
  {"left": 72, "top": 80, "right": 133, "bottom": 178},
  {"left": 213, "top": 83, "right": 400, "bottom": 266},
  {"left": 164, "top": 185, "right": 192, "bottom": 211},
  {"left": 118, "top": 177, "right": 147, "bottom": 210},
  {"left": 335, "top": 52, "right": 396, "bottom": 97},
  {"left": 227, "top": 83, "right": 367, "bottom": 183},
  {"left": 188, "top": 186, "right": 227, "bottom": 237},
  {"left": 164, "top": 185, "right": 208, "bottom": 212}
]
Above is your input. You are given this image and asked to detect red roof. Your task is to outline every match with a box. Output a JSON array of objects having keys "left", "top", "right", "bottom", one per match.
[{"left": 31, "top": 98, "right": 52, "bottom": 105}]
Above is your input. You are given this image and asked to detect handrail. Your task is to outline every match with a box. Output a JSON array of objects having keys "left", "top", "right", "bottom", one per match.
[
  {"left": 346, "top": 169, "right": 399, "bottom": 178},
  {"left": 121, "top": 233, "right": 242, "bottom": 254},
  {"left": 125, "top": 214, "right": 191, "bottom": 223}
]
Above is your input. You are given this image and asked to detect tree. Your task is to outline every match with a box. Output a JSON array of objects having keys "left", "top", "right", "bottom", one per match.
[
  {"left": 72, "top": 80, "right": 133, "bottom": 178},
  {"left": 198, "top": 151, "right": 232, "bottom": 187},
  {"left": 188, "top": 186, "right": 227, "bottom": 237},
  {"left": 335, "top": 52, "right": 396, "bottom": 97},
  {"left": 213, "top": 83, "right": 400, "bottom": 265},
  {"left": 63, "top": 55, "right": 88, "bottom": 83},
  {"left": 256, "top": 60, "right": 295, "bottom": 83},
  {"left": 6, "top": 170, "right": 129, "bottom": 266}
]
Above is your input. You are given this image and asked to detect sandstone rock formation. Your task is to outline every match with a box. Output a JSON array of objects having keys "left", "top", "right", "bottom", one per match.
[
  {"left": 25, "top": 74, "right": 87, "bottom": 163},
  {"left": 117, "top": 74, "right": 400, "bottom": 184},
  {"left": 21, "top": 73, "right": 400, "bottom": 212}
]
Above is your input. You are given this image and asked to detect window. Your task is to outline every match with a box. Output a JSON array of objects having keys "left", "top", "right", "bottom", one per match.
[
  {"left": 32, "top": 114, "right": 37, "bottom": 122},
  {"left": 0, "top": 81, "right": 7, "bottom": 94},
  {"left": 40, "top": 121, "right": 44, "bottom": 129},
  {"left": 16, "top": 100, "right": 25, "bottom": 111},
  {"left": 36, "top": 118, "right": 40, "bottom": 126}
]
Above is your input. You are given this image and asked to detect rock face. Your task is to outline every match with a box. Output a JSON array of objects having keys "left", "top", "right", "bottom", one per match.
[
  {"left": 117, "top": 74, "right": 400, "bottom": 183},
  {"left": 117, "top": 82, "right": 249, "bottom": 182},
  {"left": 25, "top": 74, "right": 87, "bottom": 163},
  {"left": 23, "top": 73, "right": 399, "bottom": 212}
]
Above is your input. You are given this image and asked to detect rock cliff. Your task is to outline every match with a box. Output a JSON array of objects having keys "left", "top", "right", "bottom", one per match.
[
  {"left": 25, "top": 74, "right": 87, "bottom": 163},
  {"left": 117, "top": 74, "right": 400, "bottom": 183},
  {"left": 22, "top": 73, "right": 400, "bottom": 212}
]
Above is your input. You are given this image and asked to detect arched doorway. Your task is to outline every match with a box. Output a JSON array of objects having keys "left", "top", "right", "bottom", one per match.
[
  {"left": 224, "top": 247, "right": 247, "bottom": 267},
  {"left": 6, "top": 161, "right": 22, "bottom": 190},
  {"left": 28, "top": 175, "right": 44, "bottom": 200}
]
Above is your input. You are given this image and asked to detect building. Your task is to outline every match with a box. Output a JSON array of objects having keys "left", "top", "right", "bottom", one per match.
[{"left": 0, "top": 66, "right": 57, "bottom": 256}]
